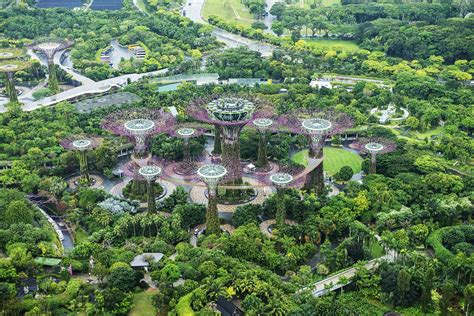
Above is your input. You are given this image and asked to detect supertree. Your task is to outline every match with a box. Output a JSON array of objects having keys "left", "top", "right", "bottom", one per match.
[
  {"left": 279, "top": 109, "right": 354, "bottom": 193},
  {"left": 0, "top": 60, "right": 30, "bottom": 103},
  {"left": 27, "top": 38, "right": 73, "bottom": 93},
  {"left": 197, "top": 164, "right": 227, "bottom": 235},
  {"left": 270, "top": 173, "right": 293, "bottom": 228},
  {"left": 168, "top": 125, "right": 205, "bottom": 175},
  {"left": 60, "top": 135, "right": 102, "bottom": 185},
  {"left": 250, "top": 118, "right": 274, "bottom": 170},
  {"left": 188, "top": 96, "right": 270, "bottom": 189},
  {"left": 101, "top": 108, "right": 176, "bottom": 159},
  {"left": 352, "top": 138, "right": 397, "bottom": 174},
  {"left": 122, "top": 160, "right": 164, "bottom": 213}
]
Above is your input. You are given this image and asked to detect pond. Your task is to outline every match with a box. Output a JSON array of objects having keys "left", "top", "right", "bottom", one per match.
[
  {"left": 36, "top": 0, "right": 82, "bottom": 8},
  {"left": 90, "top": 0, "right": 123, "bottom": 10}
]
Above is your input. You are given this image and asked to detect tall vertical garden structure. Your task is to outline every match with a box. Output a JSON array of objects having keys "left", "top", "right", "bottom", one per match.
[
  {"left": 60, "top": 135, "right": 102, "bottom": 185},
  {"left": 282, "top": 110, "right": 353, "bottom": 193},
  {"left": 197, "top": 164, "right": 227, "bottom": 235},
  {"left": 102, "top": 108, "right": 176, "bottom": 159},
  {"left": 188, "top": 96, "right": 269, "bottom": 193},
  {"left": 169, "top": 126, "right": 205, "bottom": 175},
  {"left": 123, "top": 161, "right": 164, "bottom": 213},
  {"left": 27, "top": 38, "right": 73, "bottom": 93},
  {"left": 251, "top": 118, "right": 274, "bottom": 170},
  {"left": 353, "top": 138, "right": 396, "bottom": 174},
  {"left": 270, "top": 172, "right": 293, "bottom": 229},
  {"left": 0, "top": 60, "right": 30, "bottom": 103}
]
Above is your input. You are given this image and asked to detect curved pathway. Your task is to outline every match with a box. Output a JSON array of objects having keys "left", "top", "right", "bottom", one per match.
[
  {"left": 259, "top": 219, "right": 297, "bottom": 237},
  {"left": 189, "top": 177, "right": 271, "bottom": 212}
]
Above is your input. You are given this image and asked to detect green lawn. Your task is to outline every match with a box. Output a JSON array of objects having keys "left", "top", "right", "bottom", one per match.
[
  {"left": 203, "top": 0, "right": 255, "bottom": 27},
  {"left": 292, "top": 147, "right": 363, "bottom": 176},
  {"left": 295, "top": 0, "right": 340, "bottom": 9},
  {"left": 304, "top": 39, "right": 360, "bottom": 52},
  {"left": 391, "top": 126, "right": 445, "bottom": 142},
  {"left": 129, "top": 291, "right": 156, "bottom": 316}
]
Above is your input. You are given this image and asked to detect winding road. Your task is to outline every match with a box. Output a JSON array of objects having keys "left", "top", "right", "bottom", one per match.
[{"left": 183, "top": 0, "right": 275, "bottom": 57}]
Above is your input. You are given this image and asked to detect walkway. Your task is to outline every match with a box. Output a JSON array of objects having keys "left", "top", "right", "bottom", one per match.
[
  {"left": 189, "top": 177, "right": 271, "bottom": 212},
  {"left": 20, "top": 68, "right": 168, "bottom": 112},
  {"left": 259, "top": 219, "right": 296, "bottom": 237}
]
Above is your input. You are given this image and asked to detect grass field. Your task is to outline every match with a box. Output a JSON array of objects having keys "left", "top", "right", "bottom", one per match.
[
  {"left": 391, "top": 126, "right": 445, "bottom": 141},
  {"left": 203, "top": 0, "right": 255, "bottom": 27},
  {"left": 295, "top": 0, "right": 340, "bottom": 9},
  {"left": 304, "top": 39, "right": 360, "bottom": 52},
  {"left": 292, "top": 147, "right": 363, "bottom": 176},
  {"left": 129, "top": 291, "right": 156, "bottom": 316}
]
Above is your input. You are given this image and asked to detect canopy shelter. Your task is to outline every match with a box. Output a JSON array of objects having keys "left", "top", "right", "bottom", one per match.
[{"left": 130, "top": 253, "right": 164, "bottom": 268}]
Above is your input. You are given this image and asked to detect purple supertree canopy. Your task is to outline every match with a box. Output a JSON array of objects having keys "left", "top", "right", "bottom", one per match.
[
  {"left": 352, "top": 137, "right": 397, "bottom": 156},
  {"left": 276, "top": 109, "right": 354, "bottom": 137},
  {"left": 101, "top": 108, "right": 176, "bottom": 140},
  {"left": 187, "top": 95, "right": 274, "bottom": 127},
  {"left": 60, "top": 135, "right": 102, "bottom": 151},
  {"left": 168, "top": 124, "right": 206, "bottom": 139},
  {"left": 27, "top": 38, "right": 74, "bottom": 60}
]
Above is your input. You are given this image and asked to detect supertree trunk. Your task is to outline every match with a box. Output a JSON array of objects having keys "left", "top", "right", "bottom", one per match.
[
  {"left": 4, "top": 73, "right": 18, "bottom": 103},
  {"left": 221, "top": 125, "right": 243, "bottom": 197},
  {"left": 147, "top": 180, "right": 156, "bottom": 213},
  {"left": 183, "top": 139, "right": 190, "bottom": 161},
  {"left": 370, "top": 153, "right": 377, "bottom": 174},
  {"left": 275, "top": 187, "right": 286, "bottom": 228},
  {"left": 213, "top": 125, "right": 222, "bottom": 155},
  {"left": 256, "top": 131, "right": 268, "bottom": 169},
  {"left": 48, "top": 61, "right": 59, "bottom": 93},
  {"left": 78, "top": 150, "right": 91, "bottom": 183},
  {"left": 206, "top": 189, "right": 220, "bottom": 235},
  {"left": 304, "top": 140, "right": 324, "bottom": 194}
]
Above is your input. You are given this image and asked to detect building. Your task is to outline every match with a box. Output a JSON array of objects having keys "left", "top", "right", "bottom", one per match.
[{"left": 130, "top": 253, "right": 164, "bottom": 269}]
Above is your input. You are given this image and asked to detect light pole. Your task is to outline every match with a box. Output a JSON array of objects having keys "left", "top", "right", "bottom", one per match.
[
  {"left": 197, "top": 164, "right": 227, "bottom": 235},
  {"left": 138, "top": 165, "right": 162, "bottom": 213},
  {"left": 270, "top": 172, "right": 293, "bottom": 228},
  {"left": 252, "top": 118, "right": 273, "bottom": 170}
]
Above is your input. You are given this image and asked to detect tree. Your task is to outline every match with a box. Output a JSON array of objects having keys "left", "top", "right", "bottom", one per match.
[
  {"left": 439, "top": 282, "right": 455, "bottom": 315},
  {"left": 160, "top": 263, "right": 180, "bottom": 283},
  {"left": 4, "top": 200, "right": 33, "bottom": 226},
  {"left": 464, "top": 284, "right": 474, "bottom": 316},
  {"left": 396, "top": 268, "right": 411, "bottom": 306},
  {"left": 272, "top": 21, "right": 284, "bottom": 37},
  {"left": 421, "top": 267, "right": 434, "bottom": 312},
  {"left": 108, "top": 264, "right": 138, "bottom": 292},
  {"left": 232, "top": 204, "right": 261, "bottom": 227},
  {"left": 334, "top": 166, "right": 354, "bottom": 182}
]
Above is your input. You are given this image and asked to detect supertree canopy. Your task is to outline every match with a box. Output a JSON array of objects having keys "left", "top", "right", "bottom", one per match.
[
  {"left": 122, "top": 159, "right": 165, "bottom": 213},
  {"left": 27, "top": 38, "right": 73, "bottom": 93},
  {"left": 102, "top": 109, "right": 176, "bottom": 158},
  {"left": 188, "top": 96, "right": 271, "bottom": 187},
  {"left": 168, "top": 125, "right": 205, "bottom": 175},
  {"left": 0, "top": 60, "right": 30, "bottom": 103},
  {"left": 352, "top": 138, "right": 397, "bottom": 174},
  {"left": 60, "top": 135, "right": 102, "bottom": 185},
  {"left": 0, "top": 48, "right": 23, "bottom": 60},
  {"left": 197, "top": 164, "right": 227, "bottom": 235},
  {"left": 279, "top": 109, "right": 354, "bottom": 193}
]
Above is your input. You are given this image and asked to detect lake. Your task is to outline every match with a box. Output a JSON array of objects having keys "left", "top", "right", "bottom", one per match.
[
  {"left": 36, "top": 0, "right": 82, "bottom": 8},
  {"left": 90, "top": 0, "right": 123, "bottom": 10}
]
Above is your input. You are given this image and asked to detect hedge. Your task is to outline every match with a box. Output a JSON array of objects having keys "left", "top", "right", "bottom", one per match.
[
  {"left": 427, "top": 225, "right": 474, "bottom": 263},
  {"left": 175, "top": 292, "right": 194, "bottom": 316}
]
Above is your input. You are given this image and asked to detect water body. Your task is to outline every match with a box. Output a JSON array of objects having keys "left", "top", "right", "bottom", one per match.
[
  {"left": 90, "top": 0, "right": 123, "bottom": 10},
  {"left": 36, "top": 0, "right": 82, "bottom": 8}
]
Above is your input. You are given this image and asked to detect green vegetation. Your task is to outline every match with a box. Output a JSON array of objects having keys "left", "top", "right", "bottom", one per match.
[
  {"left": 203, "top": 0, "right": 255, "bottom": 27},
  {"left": 303, "top": 38, "right": 360, "bottom": 52},
  {"left": 130, "top": 290, "right": 157, "bottom": 316},
  {"left": 292, "top": 147, "right": 363, "bottom": 175}
]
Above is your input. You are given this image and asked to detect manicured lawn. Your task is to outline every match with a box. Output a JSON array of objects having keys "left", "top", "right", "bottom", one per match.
[
  {"left": 296, "top": 0, "right": 340, "bottom": 9},
  {"left": 392, "top": 126, "right": 445, "bottom": 141},
  {"left": 304, "top": 39, "right": 360, "bottom": 52},
  {"left": 292, "top": 147, "right": 363, "bottom": 176},
  {"left": 129, "top": 290, "right": 156, "bottom": 316},
  {"left": 203, "top": 0, "right": 255, "bottom": 27}
]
